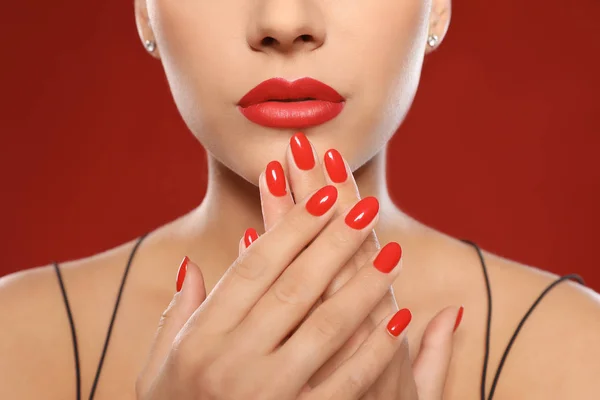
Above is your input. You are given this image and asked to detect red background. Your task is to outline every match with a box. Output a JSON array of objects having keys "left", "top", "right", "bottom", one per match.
[{"left": 1, "top": 1, "right": 599, "bottom": 291}]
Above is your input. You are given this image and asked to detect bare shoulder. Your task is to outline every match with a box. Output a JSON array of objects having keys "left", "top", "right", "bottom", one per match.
[
  {"left": 480, "top": 251, "right": 600, "bottom": 399},
  {"left": 0, "top": 239, "right": 141, "bottom": 399}
]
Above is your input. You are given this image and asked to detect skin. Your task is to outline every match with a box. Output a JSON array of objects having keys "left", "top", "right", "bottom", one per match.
[
  {"left": 136, "top": 155, "right": 456, "bottom": 399},
  {"left": 1, "top": 0, "right": 600, "bottom": 398}
]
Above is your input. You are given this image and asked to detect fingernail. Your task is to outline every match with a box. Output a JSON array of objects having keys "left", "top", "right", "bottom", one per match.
[
  {"left": 387, "top": 308, "right": 412, "bottom": 337},
  {"left": 290, "top": 132, "right": 315, "bottom": 170},
  {"left": 344, "top": 197, "right": 379, "bottom": 230},
  {"left": 306, "top": 185, "right": 338, "bottom": 216},
  {"left": 453, "top": 306, "right": 464, "bottom": 332},
  {"left": 244, "top": 228, "right": 259, "bottom": 248},
  {"left": 373, "top": 242, "right": 402, "bottom": 273},
  {"left": 176, "top": 256, "right": 189, "bottom": 292},
  {"left": 324, "top": 149, "right": 347, "bottom": 183},
  {"left": 266, "top": 161, "right": 287, "bottom": 197}
]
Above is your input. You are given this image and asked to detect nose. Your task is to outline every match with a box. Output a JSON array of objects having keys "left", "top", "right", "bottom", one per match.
[{"left": 247, "top": 0, "right": 326, "bottom": 54}]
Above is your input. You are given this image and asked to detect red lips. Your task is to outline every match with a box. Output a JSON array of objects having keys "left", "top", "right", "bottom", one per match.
[{"left": 238, "top": 77, "right": 345, "bottom": 129}]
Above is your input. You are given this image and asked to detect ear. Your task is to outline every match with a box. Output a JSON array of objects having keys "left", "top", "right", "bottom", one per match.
[
  {"left": 425, "top": 0, "right": 451, "bottom": 54},
  {"left": 134, "top": 0, "right": 161, "bottom": 59}
]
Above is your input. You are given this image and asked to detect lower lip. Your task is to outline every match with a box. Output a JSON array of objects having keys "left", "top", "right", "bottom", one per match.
[{"left": 238, "top": 100, "right": 345, "bottom": 129}]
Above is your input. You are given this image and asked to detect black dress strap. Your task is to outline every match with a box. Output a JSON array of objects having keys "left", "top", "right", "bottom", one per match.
[
  {"left": 461, "top": 240, "right": 584, "bottom": 400},
  {"left": 54, "top": 261, "right": 82, "bottom": 400},
  {"left": 53, "top": 233, "right": 149, "bottom": 400}
]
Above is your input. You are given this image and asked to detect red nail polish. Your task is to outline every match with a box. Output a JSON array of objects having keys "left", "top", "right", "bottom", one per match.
[
  {"left": 324, "top": 149, "right": 347, "bottom": 183},
  {"left": 306, "top": 185, "right": 338, "bottom": 216},
  {"left": 290, "top": 132, "right": 315, "bottom": 170},
  {"left": 344, "top": 197, "right": 379, "bottom": 230},
  {"left": 373, "top": 242, "right": 402, "bottom": 273},
  {"left": 176, "top": 256, "right": 189, "bottom": 292},
  {"left": 266, "top": 161, "right": 287, "bottom": 197},
  {"left": 387, "top": 308, "right": 412, "bottom": 337},
  {"left": 453, "top": 306, "right": 464, "bottom": 332},
  {"left": 244, "top": 228, "right": 259, "bottom": 247}
]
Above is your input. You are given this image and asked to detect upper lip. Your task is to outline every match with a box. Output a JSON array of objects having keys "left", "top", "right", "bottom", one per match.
[{"left": 238, "top": 77, "right": 344, "bottom": 107}]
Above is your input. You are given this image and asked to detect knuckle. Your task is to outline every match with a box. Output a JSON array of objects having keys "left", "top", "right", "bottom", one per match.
[
  {"left": 360, "top": 272, "right": 389, "bottom": 299},
  {"left": 344, "top": 269, "right": 379, "bottom": 304},
  {"left": 311, "top": 307, "right": 345, "bottom": 339},
  {"left": 344, "top": 346, "right": 381, "bottom": 396},
  {"left": 345, "top": 370, "right": 368, "bottom": 396},
  {"left": 359, "top": 341, "right": 381, "bottom": 372},
  {"left": 273, "top": 274, "right": 311, "bottom": 306},
  {"left": 326, "top": 227, "right": 353, "bottom": 251},
  {"left": 284, "top": 210, "right": 313, "bottom": 238},
  {"left": 232, "top": 246, "right": 269, "bottom": 281},
  {"left": 354, "top": 245, "right": 377, "bottom": 267}
]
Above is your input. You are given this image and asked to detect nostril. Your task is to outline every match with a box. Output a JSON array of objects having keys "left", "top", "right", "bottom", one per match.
[
  {"left": 261, "top": 37, "right": 277, "bottom": 46},
  {"left": 255, "top": 33, "right": 318, "bottom": 50}
]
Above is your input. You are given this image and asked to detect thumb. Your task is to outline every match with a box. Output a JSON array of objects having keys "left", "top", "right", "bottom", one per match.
[
  {"left": 137, "top": 257, "right": 206, "bottom": 389},
  {"left": 412, "top": 306, "right": 463, "bottom": 400}
]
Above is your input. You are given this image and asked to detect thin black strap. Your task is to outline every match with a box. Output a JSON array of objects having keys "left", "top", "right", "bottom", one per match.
[
  {"left": 461, "top": 240, "right": 585, "bottom": 400},
  {"left": 88, "top": 232, "right": 149, "bottom": 400},
  {"left": 53, "top": 233, "right": 149, "bottom": 400},
  {"left": 460, "top": 240, "right": 493, "bottom": 400},
  {"left": 54, "top": 261, "right": 82, "bottom": 400},
  {"left": 487, "top": 272, "right": 583, "bottom": 399}
]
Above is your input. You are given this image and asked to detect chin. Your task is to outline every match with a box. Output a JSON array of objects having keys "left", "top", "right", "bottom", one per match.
[{"left": 185, "top": 90, "right": 400, "bottom": 185}]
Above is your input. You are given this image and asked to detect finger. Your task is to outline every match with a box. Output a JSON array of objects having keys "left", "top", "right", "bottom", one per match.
[
  {"left": 278, "top": 241, "right": 402, "bottom": 376},
  {"left": 321, "top": 149, "right": 381, "bottom": 298},
  {"left": 279, "top": 132, "right": 327, "bottom": 336},
  {"left": 192, "top": 179, "right": 339, "bottom": 334},
  {"left": 322, "top": 149, "right": 400, "bottom": 348},
  {"left": 260, "top": 160, "right": 295, "bottom": 231},
  {"left": 300, "top": 309, "right": 413, "bottom": 400},
  {"left": 137, "top": 257, "right": 206, "bottom": 388},
  {"left": 239, "top": 197, "right": 382, "bottom": 352},
  {"left": 240, "top": 227, "right": 259, "bottom": 254},
  {"left": 285, "top": 132, "right": 327, "bottom": 204},
  {"left": 412, "top": 306, "right": 463, "bottom": 400}
]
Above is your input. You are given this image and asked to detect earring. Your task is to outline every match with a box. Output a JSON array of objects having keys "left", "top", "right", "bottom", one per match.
[
  {"left": 144, "top": 40, "right": 156, "bottom": 53},
  {"left": 427, "top": 34, "right": 439, "bottom": 48}
]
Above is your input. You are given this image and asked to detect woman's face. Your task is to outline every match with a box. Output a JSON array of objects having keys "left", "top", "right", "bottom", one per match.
[{"left": 142, "top": 0, "right": 439, "bottom": 184}]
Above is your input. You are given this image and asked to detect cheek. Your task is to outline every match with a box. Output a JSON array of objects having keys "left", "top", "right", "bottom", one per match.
[
  {"left": 358, "top": 1, "right": 428, "bottom": 112},
  {"left": 148, "top": 0, "right": 246, "bottom": 134},
  {"left": 329, "top": 1, "right": 430, "bottom": 167}
]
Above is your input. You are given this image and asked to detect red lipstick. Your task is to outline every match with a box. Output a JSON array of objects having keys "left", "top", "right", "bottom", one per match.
[{"left": 238, "top": 77, "right": 345, "bottom": 129}]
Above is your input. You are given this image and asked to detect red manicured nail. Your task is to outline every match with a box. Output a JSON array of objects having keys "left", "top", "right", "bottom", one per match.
[
  {"left": 373, "top": 242, "right": 402, "bottom": 273},
  {"left": 324, "top": 149, "right": 347, "bottom": 183},
  {"left": 387, "top": 308, "right": 412, "bottom": 337},
  {"left": 453, "top": 306, "right": 464, "bottom": 332},
  {"left": 244, "top": 228, "right": 259, "bottom": 248},
  {"left": 176, "top": 256, "right": 189, "bottom": 292},
  {"left": 290, "top": 132, "right": 315, "bottom": 170},
  {"left": 344, "top": 197, "right": 379, "bottom": 230},
  {"left": 306, "top": 185, "right": 338, "bottom": 216},
  {"left": 266, "top": 161, "right": 287, "bottom": 197}
]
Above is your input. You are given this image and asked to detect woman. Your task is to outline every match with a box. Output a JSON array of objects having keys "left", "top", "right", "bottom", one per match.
[{"left": 1, "top": 0, "right": 599, "bottom": 399}]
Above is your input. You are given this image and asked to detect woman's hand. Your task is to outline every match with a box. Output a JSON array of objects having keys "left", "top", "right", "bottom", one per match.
[
  {"left": 250, "top": 132, "right": 462, "bottom": 399},
  {"left": 137, "top": 161, "right": 410, "bottom": 399}
]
